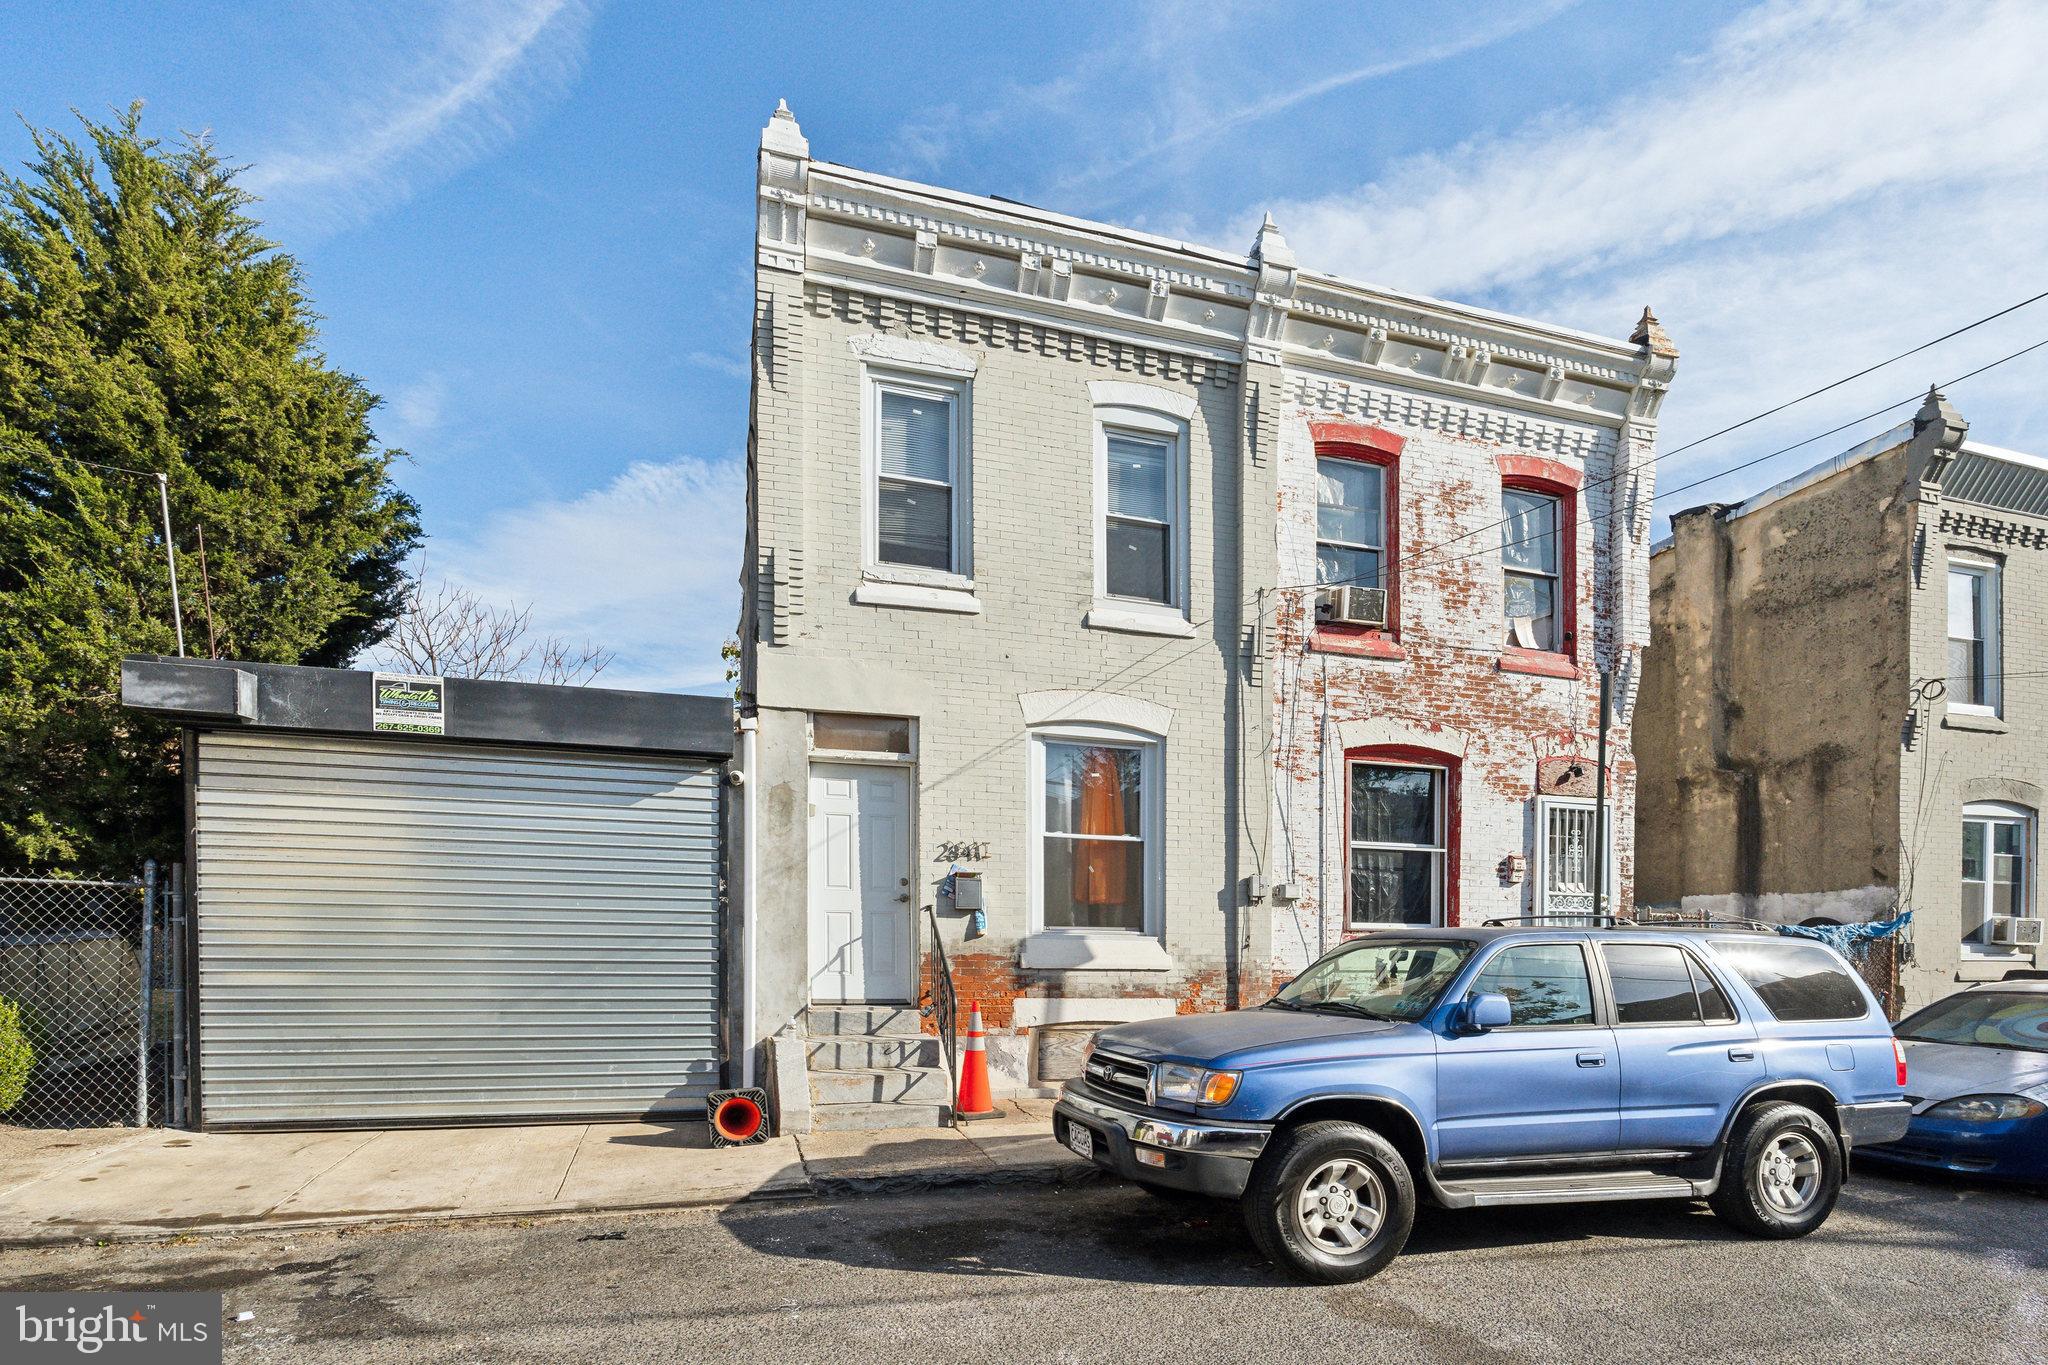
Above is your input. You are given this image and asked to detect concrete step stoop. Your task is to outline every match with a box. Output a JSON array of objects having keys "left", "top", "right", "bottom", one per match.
[{"left": 804, "top": 1004, "right": 954, "bottom": 1131}]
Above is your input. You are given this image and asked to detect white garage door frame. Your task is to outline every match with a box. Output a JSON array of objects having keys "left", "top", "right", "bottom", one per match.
[{"left": 191, "top": 731, "right": 725, "bottom": 1128}]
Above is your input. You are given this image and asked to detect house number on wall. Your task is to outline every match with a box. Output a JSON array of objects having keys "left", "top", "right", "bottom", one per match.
[{"left": 937, "top": 841, "right": 990, "bottom": 862}]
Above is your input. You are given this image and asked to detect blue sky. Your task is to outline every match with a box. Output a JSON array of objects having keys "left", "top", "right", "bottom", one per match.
[{"left": 6, "top": 0, "right": 2048, "bottom": 692}]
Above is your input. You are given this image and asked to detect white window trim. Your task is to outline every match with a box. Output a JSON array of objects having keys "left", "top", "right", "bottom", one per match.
[
  {"left": 1024, "top": 722, "right": 1166, "bottom": 958},
  {"left": 860, "top": 365, "right": 974, "bottom": 592},
  {"left": 1534, "top": 795, "right": 1618, "bottom": 920},
  {"left": 1946, "top": 555, "right": 2001, "bottom": 717},
  {"left": 1090, "top": 402, "right": 1190, "bottom": 629},
  {"left": 1346, "top": 758, "right": 1448, "bottom": 928},
  {"left": 1962, "top": 799, "right": 2034, "bottom": 957}
]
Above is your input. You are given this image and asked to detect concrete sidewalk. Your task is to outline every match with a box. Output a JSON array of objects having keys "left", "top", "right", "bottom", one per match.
[{"left": 0, "top": 1099, "right": 1086, "bottom": 1246}]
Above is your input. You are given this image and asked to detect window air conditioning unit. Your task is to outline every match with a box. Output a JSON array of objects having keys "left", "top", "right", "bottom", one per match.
[
  {"left": 1316, "top": 586, "right": 1388, "bottom": 628},
  {"left": 1987, "top": 916, "right": 2045, "bottom": 947}
]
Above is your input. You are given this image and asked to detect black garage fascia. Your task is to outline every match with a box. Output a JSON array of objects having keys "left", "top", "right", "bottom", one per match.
[
  {"left": 121, "top": 655, "right": 735, "bottom": 1131},
  {"left": 121, "top": 655, "right": 735, "bottom": 758}
]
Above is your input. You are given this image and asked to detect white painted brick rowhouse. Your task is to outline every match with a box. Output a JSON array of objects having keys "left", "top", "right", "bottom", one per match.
[{"left": 736, "top": 103, "right": 1675, "bottom": 1128}]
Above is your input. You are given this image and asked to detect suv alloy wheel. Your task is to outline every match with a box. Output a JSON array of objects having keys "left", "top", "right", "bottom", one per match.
[
  {"left": 1709, "top": 1101, "right": 1843, "bottom": 1237},
  {"left": 1242, "top": 1120, "right": 1416, "bottom": 1283}
]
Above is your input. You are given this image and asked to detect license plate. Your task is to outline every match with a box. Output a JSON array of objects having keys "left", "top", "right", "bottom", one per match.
[{"left": 1065, "top": 1123, "right": 1094, "bottom": 1161}]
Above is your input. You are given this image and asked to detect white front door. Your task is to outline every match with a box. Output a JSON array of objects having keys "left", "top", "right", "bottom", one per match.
[{"left": 808, "top": 762, "right": 914, "bottom": 1003}]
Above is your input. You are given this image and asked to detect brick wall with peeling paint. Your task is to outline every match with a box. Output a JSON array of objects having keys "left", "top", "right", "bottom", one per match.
[{"left": 1267, "top": 381, "right": 1650, "bottom": 977}]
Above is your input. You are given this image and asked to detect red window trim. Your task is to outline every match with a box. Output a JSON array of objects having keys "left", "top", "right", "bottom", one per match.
[
  {"left": 1496, "top": 453, "right": 1579, "bottom": 676},
  {"left": 1311, "top": 421, "right": 1405, "bottom": 648},
  {"left": 1342, "top": 743, "right": 1462, "bottom": 929}
]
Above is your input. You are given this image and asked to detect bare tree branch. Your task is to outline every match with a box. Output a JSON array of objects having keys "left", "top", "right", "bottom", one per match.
[{"left": 365, "top": 575, "right": 616, "bottom": 685}]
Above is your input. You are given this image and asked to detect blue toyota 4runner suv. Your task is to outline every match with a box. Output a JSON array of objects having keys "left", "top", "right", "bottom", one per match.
[{"left": 1052, "top": 926, "right": 1912, "bottom": 1283}]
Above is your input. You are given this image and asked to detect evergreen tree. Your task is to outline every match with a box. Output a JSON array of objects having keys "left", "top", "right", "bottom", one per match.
[{"left": 0, "top": 107, "right": 421, "bottom": 872}]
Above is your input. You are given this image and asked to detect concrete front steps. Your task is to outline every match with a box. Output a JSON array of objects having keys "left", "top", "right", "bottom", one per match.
[{"left": 806, "top": 1005, "right": 953, "bottom": 1131}]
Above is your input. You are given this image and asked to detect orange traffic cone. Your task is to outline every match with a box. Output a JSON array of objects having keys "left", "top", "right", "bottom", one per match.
[{"left": 955, "top": 1000, "right": 996, "bottom": 1119}]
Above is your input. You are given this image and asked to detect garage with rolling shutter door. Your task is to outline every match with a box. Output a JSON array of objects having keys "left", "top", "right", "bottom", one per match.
[{"left": 122, "top": 656, "right": 735, "bottom": 1130}]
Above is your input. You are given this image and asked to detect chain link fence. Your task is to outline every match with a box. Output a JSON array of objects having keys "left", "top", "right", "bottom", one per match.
[{"left": 0, "top": 866, "right": 185, "bottom": 1129}]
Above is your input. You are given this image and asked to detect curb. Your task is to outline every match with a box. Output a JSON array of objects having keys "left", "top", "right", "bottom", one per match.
[
  {"left": 0, "top": 1155, "right": 1096, "bottom": 1249},
  {"left": 807, "top": 1161, "right": 1103, "bottom": 1199},
  {"left": 0, "top": 1180, "right": 814, "bottom": 1250}
]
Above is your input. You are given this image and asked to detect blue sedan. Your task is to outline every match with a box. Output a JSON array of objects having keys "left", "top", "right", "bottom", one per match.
[{"left": 1863, "top": 980, "right": 2048, "bottom": 1186}]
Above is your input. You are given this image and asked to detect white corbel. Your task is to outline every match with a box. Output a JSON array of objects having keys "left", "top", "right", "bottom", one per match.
[{"left": 756, "top": 100, "right": 810, "bottom": 274}]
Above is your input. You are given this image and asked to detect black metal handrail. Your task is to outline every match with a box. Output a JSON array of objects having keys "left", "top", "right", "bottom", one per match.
[{"left": 921, "top": 905, "right": 958, "bottom": 1126}]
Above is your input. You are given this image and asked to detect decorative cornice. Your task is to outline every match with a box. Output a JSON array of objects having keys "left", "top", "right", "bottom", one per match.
[
  {"left": 812, "top": 282, "right": 1239, "bottom": 389},
  {"left": 1938, "top": 507, "right": 2048, "bottom": 550},
  {"left": 1288, "top": 371, "right": 1611, "bottom": 463},
  {"left": 786, "top": 153, "right": 1670, "bottom": 431},
  {"left": 808, "top": 184, "right": 1254, "bottom": 299}
]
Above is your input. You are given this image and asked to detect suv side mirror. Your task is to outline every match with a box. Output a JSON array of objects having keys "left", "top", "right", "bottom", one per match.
[{"left": 1462, "top": 993, "right": 1514, "bottom": 1033}]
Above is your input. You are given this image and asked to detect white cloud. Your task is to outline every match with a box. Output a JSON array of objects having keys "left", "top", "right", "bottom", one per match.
[
  {"left": 434, "top": 455, "right": 745, "bottom": 693},
  {"left": 1267, "top": 0, "right": 2048, "bottom": 299},
  {"left": 884, "top": 2, "right": 1573, "bottom": 210},
  {"left": 386, "top": 373, "right": 449, "bottom": 439},
  {"left": 245, "top": 0, "right": 591, "bottom": 227},
  {"left": 1246, "top": 0, "right": 2048, "bottom": 512},
  {"left": 1054, "top": 0, "right": 1583, "bottom": 192},
  {"left": 684, "top": 350, "right": 749, "bottom": 381}
]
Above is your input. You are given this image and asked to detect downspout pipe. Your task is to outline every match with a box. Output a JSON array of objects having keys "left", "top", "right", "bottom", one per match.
[{"left": 737, "top": 715, "right": 760, "bottom": 1089}]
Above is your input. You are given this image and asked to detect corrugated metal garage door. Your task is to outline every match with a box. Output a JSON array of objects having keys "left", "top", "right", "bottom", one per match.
[{"left": 193, "top": 732, "right": 722, "bottom": 1126}]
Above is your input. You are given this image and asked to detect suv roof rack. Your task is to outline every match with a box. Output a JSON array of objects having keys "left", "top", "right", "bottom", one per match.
[
  {"left": 1633, "top": 913, "right": 1777, "bottom": 932},
  {"left": 1480, "top": 914, "right": 1635, "bottom": 928},
  {"left": 1479, "top": 913, "right": 1776, "bottom": 933}
]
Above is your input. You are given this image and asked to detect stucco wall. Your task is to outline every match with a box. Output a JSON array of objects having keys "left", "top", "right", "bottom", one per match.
[{"left": 1635, "top": 441, "right": 1911, "bottom": 925}]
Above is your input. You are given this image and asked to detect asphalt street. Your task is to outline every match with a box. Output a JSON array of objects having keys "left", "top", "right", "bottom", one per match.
[{"left": 3, "top": 1168, "right": 2042, "bottom": 1363}]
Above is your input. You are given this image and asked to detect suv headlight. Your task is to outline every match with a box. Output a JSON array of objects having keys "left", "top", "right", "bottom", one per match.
[
  {"left": 1154, "top": 1063, "right": 1241, "bottom": 1106},
  {"left": 1923, "top": 1094, "right": 2046, "bottom": 1123}
]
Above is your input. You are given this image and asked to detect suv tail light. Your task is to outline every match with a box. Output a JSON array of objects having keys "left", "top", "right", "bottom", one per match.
[{"left": 1892, "top": 1038, "right": 1908, "bottom": 1088}]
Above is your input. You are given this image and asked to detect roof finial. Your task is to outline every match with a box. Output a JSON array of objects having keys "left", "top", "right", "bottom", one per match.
[
  {"left": 1250, "top": 211, "right": 1293, "bottom": 268},
  {"left": 1630, "top": 305, "right": 1678, "bottom": 359},
  {"left": 761, "top": 99, "right": 808, "bottom": 157}
]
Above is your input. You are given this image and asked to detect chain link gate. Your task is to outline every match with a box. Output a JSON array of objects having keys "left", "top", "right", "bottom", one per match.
[{"left": 0, "top": 864, "right": 186, "bottom": 1129}]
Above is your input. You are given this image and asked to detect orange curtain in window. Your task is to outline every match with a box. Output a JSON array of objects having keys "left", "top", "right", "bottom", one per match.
[{"left": 1072, "top": 748, "right": 1128, "bottom": 904}]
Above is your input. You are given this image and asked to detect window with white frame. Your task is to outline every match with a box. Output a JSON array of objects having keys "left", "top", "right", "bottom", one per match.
[
  {"left": 869, "top": 374, "right": 967, "bottom": 575},
  {"left": 1502, "top": 489, "right": 1561, "bottom": 650},
  {"left": 1093, "top": 405, "right": 1187, "bottom": 615},
  {"left": 1947, "top": 558, "right": 2001, "bottom": 713},
  {"left": 1103, "top": 433, "right": 1176, "bottom": 604},
  {"left": 1961, "top": 801, "right": 2033, "bottom": 951},
  {"left": 1033, "top": 731, "right": 1159, "bottom": 935},
  {"left": 1316, "top": 458, "right": 1384, "bottom": 589},
  {"left": 1348, "top": 761, "right": 1446, "bottom": 926}
]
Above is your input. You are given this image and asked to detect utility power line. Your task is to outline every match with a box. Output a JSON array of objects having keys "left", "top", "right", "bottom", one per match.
[
  {"left": 920, "top": 295, "right": 2048, "bottom": 802},
  {"left": 1274, "top": 321, "right": 2048, "bottom": 596}
]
